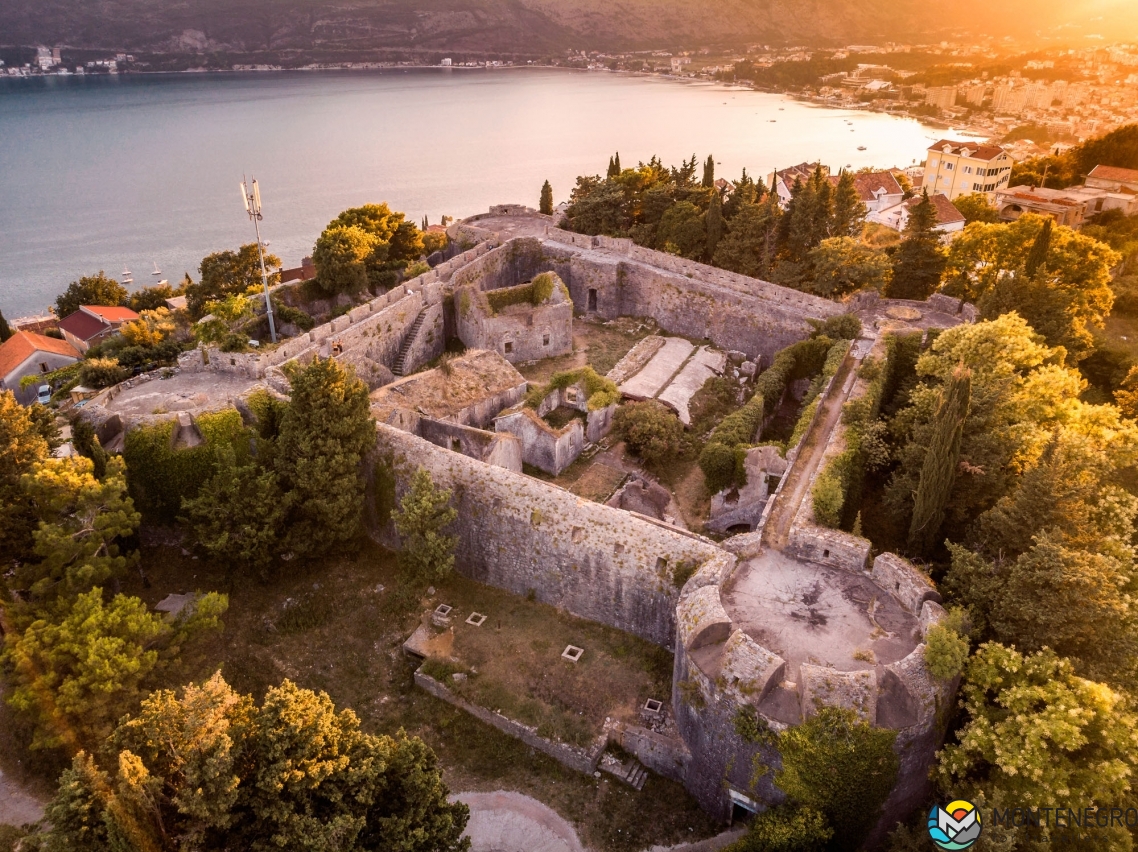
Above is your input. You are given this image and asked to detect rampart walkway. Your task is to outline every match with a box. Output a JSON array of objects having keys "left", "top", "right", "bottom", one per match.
[{"left": 761, "top": 347, "right": 861, "bottom": 550}]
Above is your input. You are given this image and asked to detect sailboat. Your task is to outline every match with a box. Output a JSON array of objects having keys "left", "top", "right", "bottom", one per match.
[
  {"left": 151, "top": 262, "right": 162, "bottom": 276},
  {"left": 121, "top": 267, "right": 133, "bottom": 284}
]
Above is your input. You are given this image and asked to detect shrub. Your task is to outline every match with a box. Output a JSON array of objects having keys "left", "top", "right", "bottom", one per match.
[
  {"left": 812, "top": 468, "right": 845, "bottom": 527},
  {"left": 811, "top": 314, "right": 862, "bottom": 341},
  {"left": 122, "top": 409, "right": 251, "bottom": 520},
  {"left": 775, "top": 708, "right": 898, "bottom": 851},
  {"left": 698, "top": 441, "right": 739, "bottom": 493},
  {"left": 924, "top": 607, "right": 971, "bottom": 680},
  {"left": 723, "top": 805, "right": 832, "bottom": 852},
  {"left": 79, "top": 357, "right": 130, "bottom": 389},
  {"left": 614, "top": 401, "right": 683, "bottom": 466},
  {"left": 526, "top": 366, "right": 620, "bottom": 411}
]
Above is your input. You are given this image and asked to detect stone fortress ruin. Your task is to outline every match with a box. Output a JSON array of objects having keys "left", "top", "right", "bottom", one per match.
[{"left": 79, "top": 205, "right": 972, "bottom": 838}]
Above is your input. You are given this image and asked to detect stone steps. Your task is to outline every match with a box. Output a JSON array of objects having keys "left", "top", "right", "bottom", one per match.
[
  {"left": 392, "top": 309, "right": 429, "bottom": 376},
  {"left": 598, "top": 752, "right": 649, "bottom": 791}
]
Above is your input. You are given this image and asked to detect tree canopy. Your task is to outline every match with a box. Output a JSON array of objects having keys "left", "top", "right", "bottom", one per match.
[
  {"left": 187, "top": 245, "right": 280, "bottom": 319},
  {"left": 39, "top": 672, "right": 470, "bottom": 852},
  {"left": 55, "top": 272, "right": 128, "bottom": 319}
]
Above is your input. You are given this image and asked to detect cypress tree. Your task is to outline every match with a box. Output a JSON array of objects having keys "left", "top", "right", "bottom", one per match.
[
  {"left": 832, "top": 170, "right": 867, "bottom": 238},
  {"left": 0, "top": 309, "right": 11, "bottom": 342},
  {"left": 783, "top": 177, "right": 819, "bottom": 262},
  {"left": 705, "top": 188, "right": 725, "bottom": 261},
  {"left": 887, "top": 191, "right": 947, "bottom": 300},
  {"left": 907, "top": 364, "right": 972, "bottom": 555},
  {"left": 1024, "top": 218, "right": 1053, "bottom": 277},
  {"left": 809, "top": 165, "right": 834, "bottom": 243},
  {"left": 539, "top": 180, "right": 554, "bottom": 215},
  {"left": 702, "top": 154, "right": 715, "bottom": 188}
]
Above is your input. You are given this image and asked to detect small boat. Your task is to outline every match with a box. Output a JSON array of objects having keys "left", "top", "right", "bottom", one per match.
[
  {"left": 121, "top": 267, "right": 133, "bottom": 283},
  {"left": 857, "top": 146, "right": 867, "bottom": 151},
  {"left": 151, "top": 262, "right": 162, "bottom": 276}
]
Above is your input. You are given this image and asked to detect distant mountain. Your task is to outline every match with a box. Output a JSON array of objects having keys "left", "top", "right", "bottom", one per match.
[{"left": 2, "top": 0, "right": 1137, "bottom": 55}]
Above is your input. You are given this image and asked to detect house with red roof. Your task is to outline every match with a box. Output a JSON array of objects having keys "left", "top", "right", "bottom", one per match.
[
  {"left": 0, "top": 330, "right": 81, "bottom": 405},
  {"left": 827, "top": 170, "right": 904, "bottom": 214},
  {"left": 870, "top": 192, "right": 966, "bottom": 237},
  {"left": 58, "top": 305, "right": 139, "bottom": 354}
]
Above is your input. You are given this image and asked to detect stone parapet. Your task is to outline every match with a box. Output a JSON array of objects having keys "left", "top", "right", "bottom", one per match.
[{"left": 871, "top": 553, "right": 941, "bottom": 616}]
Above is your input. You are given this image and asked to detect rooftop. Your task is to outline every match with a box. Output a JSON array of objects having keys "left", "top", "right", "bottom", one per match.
[
  {"left": 828, "top": 170, "right": 903, "bottom": 201},
  {"left": 58, "top": 310, "right": 111, "bottom": 342},
  {"left": 81, "top": 305, "right": 139, "bottom": 324},
  {"left": 0, "top": 330, "right": 80, "bottom": 378},
  {"left": 908, "top": 192, "right": 966, "bottom": 226},
  {"left": 928, "top": 139, "right": 1008, "bottom": 161},
  {"left": 370, "top": 349, "right": 526, "bottom": 423},
  {"left": 1087, "top": 164, "right": 1138, "bottom": 184},
  {"left": 722, "top": 550, "right": 920, "bottom": 680}
]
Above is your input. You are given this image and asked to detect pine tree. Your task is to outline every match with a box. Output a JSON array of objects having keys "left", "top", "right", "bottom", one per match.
[
  {"left": 831, "top": 170, "right": 867, "bottom": 238},
  {"left": 607, "top": 152, "right": 622, "bottom": 178},
  {"left": 907, "top": 364, "right": 972, "bottom": 555},
  {"left": 702, "top": 154, "right": 715, "bottom": 188},
  {"left": 1024, "top": 218, "right": 1052, "bottom": 277},
  {"left": 705, "top": 187, "right": 725, "bottom": 261},
  {"left": 887, "top": 191, "right": 947, "bottom": 300},
  {"left": 0, "top": 309, "right": 12, "bottom": 342},
  {"left": 275, "top": 357, "right": 375, "bottom": 559},
  {"left": 539, "top": 180, "right": 554, "bottom": 215},
  {"left": 809, "top": 165, "right": 834, "bottom": 243},
  {"left": 392, "top": 467, "right": 458, "bottom": 583},
  {"left": 783, "top": 176, "right": 819, "bottom": 262}
]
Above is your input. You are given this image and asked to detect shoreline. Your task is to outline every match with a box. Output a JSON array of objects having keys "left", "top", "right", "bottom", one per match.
[{"left": 0, "top": 63, "right": 991, "bottom": 139}]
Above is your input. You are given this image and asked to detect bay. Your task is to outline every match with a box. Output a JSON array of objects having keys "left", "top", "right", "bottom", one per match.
[{"left": 0, "top": 68, "right": 948, "bottom": 318}]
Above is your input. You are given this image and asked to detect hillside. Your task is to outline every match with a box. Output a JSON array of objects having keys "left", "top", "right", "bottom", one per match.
[{"left": 2, "top": 0, "right": 1138, "bottom": 55}]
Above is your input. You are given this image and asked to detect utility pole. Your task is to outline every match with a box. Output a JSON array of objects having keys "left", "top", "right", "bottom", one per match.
[{"left": 241, "top": 176, "right": 277, "bottom": 343}]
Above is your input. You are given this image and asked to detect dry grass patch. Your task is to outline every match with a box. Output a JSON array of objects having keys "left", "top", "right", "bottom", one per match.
[
  {"left": 14, "top": 537, "right": 720, "bottom": 852},
  {"left": 418, "top": 575, "right": 672, "bottom": 747}
]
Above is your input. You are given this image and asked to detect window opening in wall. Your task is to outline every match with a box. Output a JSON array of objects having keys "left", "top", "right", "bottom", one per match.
[
  {"left": 656, "top": 557, "right": 668, "bottom": 573},
  {"left": 504, "top": 341, "right": 513, "bottom": 354},
  {"left": 823, "top": 549, "right": 830, "bottom": 558},
  {"left": 566, "top": 387, "right": 579, "bottom": 403},
  {"left": 450, "top": 438, "right": 461, "bottom": 452},
  {"left": 543, "top": 333, "right": 550, "bottom": 346},
  {"left": 587, "top": 288, "right": 598, "bottom": 311},
  {"left": 40, "top": 362, "right": 49, "bottom": 372}
]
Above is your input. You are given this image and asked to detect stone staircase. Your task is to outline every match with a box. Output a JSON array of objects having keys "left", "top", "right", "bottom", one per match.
[
  {"left": 392, "top": 309, "right": 429, "bottom": 376},
  {"left": 598, "top": 751, "right": 649, "bottom": 791}
]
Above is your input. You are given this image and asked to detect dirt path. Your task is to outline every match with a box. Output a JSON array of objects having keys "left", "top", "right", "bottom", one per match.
[
  {"left": 0, "top": 767, "right": 46, "bottom": 827},
  {"left": 762, "top": 352, "right": 858, "bottom": 550},
  {"left": 456, "top": 790, "right": 587, "bottom": 852}
]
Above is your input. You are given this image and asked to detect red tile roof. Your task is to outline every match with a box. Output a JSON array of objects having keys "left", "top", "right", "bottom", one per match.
[
  {"left": 81, "top": 305, "right": 138, "bottom": 323},
  {"left": 0, "top": 331, "right": 80, "bottom": 379},
  {"left": 59, "top": 309, "right": 110, "bottom": 342},
  {"left": 928, "top": 139, "right": 1008, "bottom": 161},
  {"left": 828, "top": 170, "right": 903, "bottom": 202},
  {"left": 907, "top": 193, "right": 966, "bottom": 226},
  {"left": 1088, "top": 165, "right": 1138, "bottom": 184}
]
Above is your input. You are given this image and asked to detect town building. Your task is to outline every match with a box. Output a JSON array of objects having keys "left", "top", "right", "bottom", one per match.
[
  {"left": 0, "top": 330, "right": 80, "bottom": 405},
  {"left": 922, "top": 140, "right": 1013, "bottom": 201},
  {"left": 870, "top": 192, "right": 966, "bottom": 235},
  {"left": 768, "top": 163, "right": 829, "bottom": 207},
  {"left": 993, "top": 164, "right": 1138, "bottom": 226},
  {"left": 925, "top": 86, "right": 957, "bottom": 110},
  {"left": 58, "top": 305, "right": 139, "bottom": 354},
  {"left": 828, "top": 170, "right": 904, "bottom": 214}
]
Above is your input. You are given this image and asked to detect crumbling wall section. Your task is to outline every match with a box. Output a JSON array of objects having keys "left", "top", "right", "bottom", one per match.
[
  {"left": 373, "top": 424, "right": 729, "bottom": 649},
  {"left": 417, "top": 417, "right": 523, "bottom": 472}
]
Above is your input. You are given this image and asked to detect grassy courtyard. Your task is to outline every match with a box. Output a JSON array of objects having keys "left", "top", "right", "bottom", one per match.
[
  {"left": 0, "top": 538, "right": 717, "bottom": 852},
  {"left": 415, "top": 578, "right": 673, "bottom": 748}
]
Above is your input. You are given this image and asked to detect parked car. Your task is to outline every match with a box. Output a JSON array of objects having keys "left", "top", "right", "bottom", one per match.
[{"left": 37, "top": 384, "right": 52, "bottom": 405}]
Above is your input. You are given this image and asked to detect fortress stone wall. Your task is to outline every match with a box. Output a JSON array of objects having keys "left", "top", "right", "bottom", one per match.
[{"left": 372, "top": 423, "right": 732, "bottom": 649}]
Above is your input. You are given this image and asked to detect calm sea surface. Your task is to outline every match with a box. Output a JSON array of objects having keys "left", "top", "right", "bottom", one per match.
[{"left": 0, "top": 68, "right": 950, "bottom": 317}]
